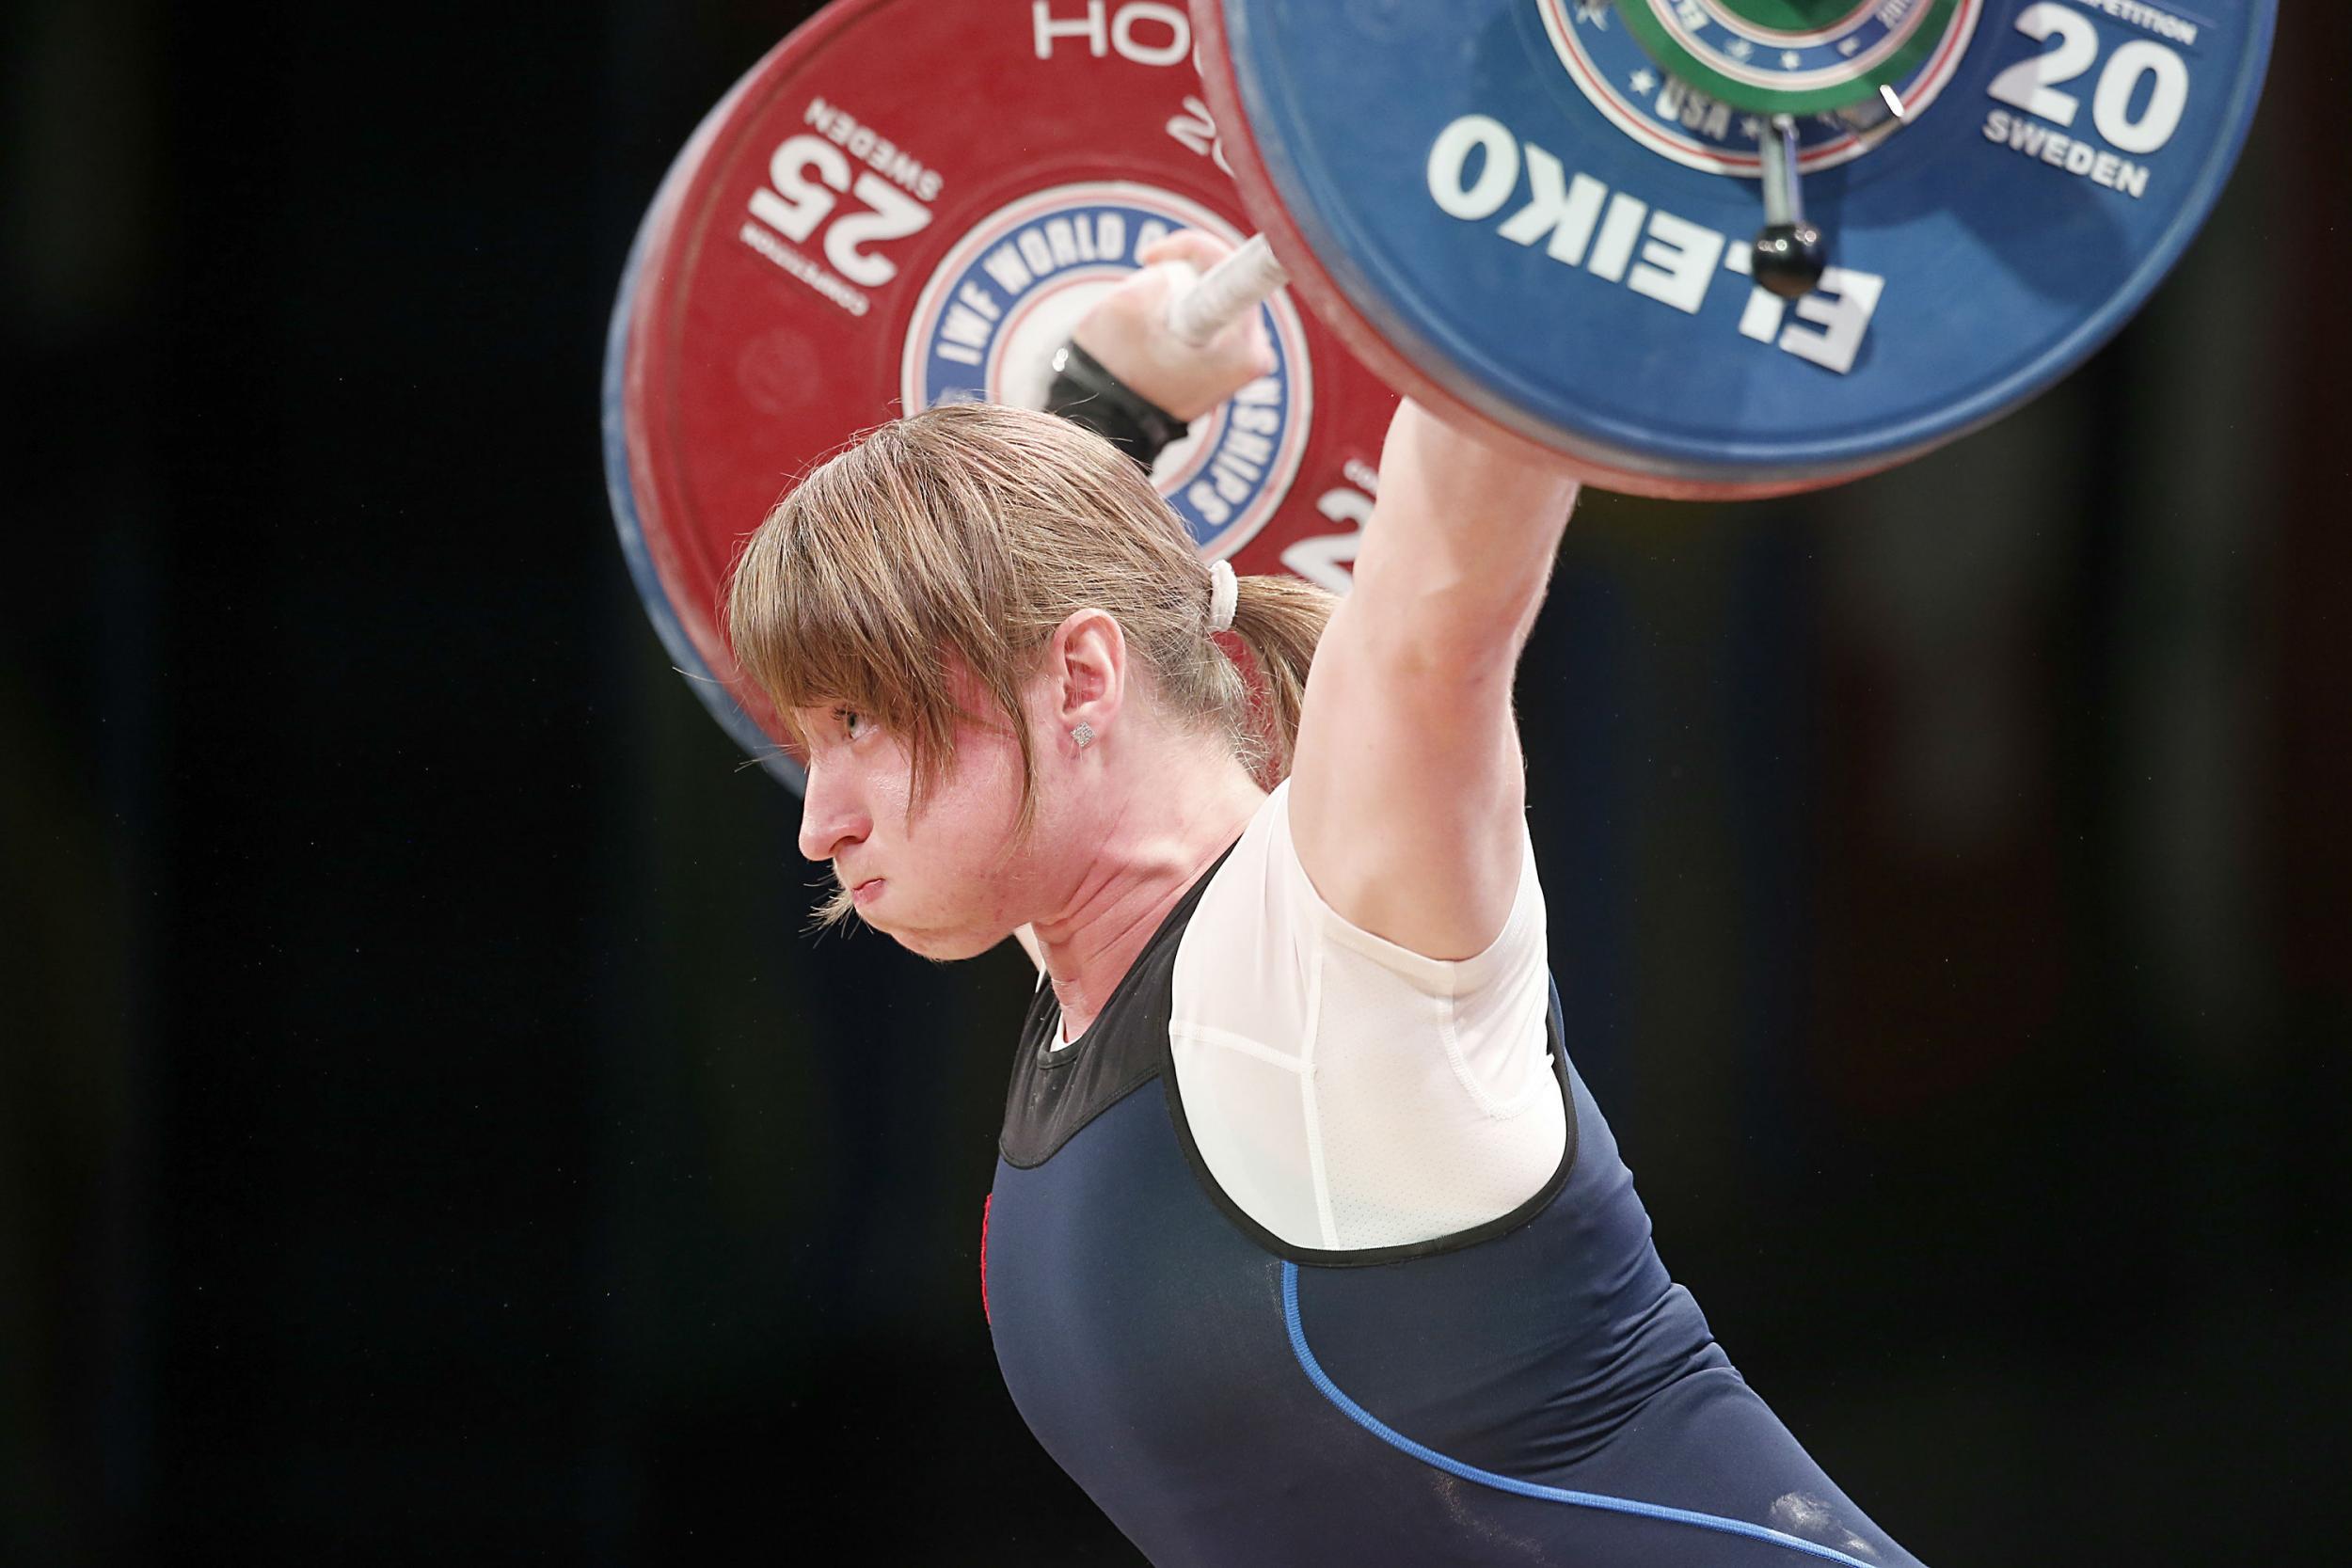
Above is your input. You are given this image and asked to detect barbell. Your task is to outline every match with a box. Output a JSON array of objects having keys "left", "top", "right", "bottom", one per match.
[{"left": 603, "top": 0, "right": 2275, "bottom": 786}]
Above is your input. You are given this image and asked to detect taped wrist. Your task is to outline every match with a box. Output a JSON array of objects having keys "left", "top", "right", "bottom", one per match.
[{"left": 1044, "top": 341, "right": 1189, "bottom": 471}]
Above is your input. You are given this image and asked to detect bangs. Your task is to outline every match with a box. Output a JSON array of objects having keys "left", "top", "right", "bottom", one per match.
[
  {"left": 724, "top": 427, "right": 1025, "bottom": 794},
  {"left": 732, "top": 511, "right": 935, "bottom": 736}
]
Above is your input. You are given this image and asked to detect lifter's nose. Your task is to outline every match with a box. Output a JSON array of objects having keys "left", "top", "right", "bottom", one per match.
[{"left": 797, "top": 762, "right": 869, "bottom": 864}]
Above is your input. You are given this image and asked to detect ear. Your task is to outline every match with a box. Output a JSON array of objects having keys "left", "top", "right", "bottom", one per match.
[{"left": 1042, "top": 608, "right": 1126, "bottom": 737}]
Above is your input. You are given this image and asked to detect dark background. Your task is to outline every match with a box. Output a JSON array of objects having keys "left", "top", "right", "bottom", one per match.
[{"left": 5, "top": 1, "right": 2346, "bottom": 1562}]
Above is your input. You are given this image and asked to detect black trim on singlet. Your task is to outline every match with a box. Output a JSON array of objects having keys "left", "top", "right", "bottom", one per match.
[
  {"left": 997, "top": 834, "right": 1581, "bottom": 1266},
  {"left": 997, "top": 845, "right": 1237, "bottom": 1171},
  {"left": 1161, "top": 982, "right": 1579, "bottom": 1269}
]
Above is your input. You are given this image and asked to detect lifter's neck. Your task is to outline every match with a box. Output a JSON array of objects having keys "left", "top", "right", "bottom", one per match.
[{"left": 1029, "top": 745, "right": 1263, "bottom": 1043}]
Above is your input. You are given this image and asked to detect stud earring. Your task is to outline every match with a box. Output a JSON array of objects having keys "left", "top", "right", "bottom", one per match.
[{"left": 1072, "top": 721, "right": 1095, "bottom": 751}]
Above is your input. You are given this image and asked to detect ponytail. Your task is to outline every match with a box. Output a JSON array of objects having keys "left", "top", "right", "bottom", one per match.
[{"left": 1217, "top": 573, "right": 1338, "bottom": 790}]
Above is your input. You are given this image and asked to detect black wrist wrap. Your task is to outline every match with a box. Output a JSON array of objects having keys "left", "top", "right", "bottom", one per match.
[{"left": 1043, "top": 341, "right": 1191, "bottom": 471}]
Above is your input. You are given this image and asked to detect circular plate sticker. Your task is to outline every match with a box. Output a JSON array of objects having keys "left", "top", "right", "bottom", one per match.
[
  {"left": 605, "top": 0, "right": 1395, "bottom": 789},
  {"left": 1612, "top": 0, "right": 1970, "bottom": 117},
  {"left": 1199, "top": 0, "right": 2274, "bottom": 495}
]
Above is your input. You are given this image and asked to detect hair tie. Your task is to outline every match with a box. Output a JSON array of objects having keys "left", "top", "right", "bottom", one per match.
[{"left": 1206, "top": 559, "right": 1238, "bottom": 634}]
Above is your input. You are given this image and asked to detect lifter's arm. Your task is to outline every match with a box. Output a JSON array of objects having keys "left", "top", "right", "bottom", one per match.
[
  {"left": 1064, "top": 233, "right": 1578, "bottom": 957},
  {"left": 1286, "top": 404, "right": 1579, "bottom": 958}
]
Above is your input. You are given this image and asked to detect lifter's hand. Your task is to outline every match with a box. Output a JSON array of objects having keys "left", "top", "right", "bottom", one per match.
[{"left": 1073, "top": 230, "right": 1276, "bottom": 422}]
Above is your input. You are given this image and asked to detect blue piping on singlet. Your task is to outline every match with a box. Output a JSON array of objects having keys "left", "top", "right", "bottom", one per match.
[{"left": 1280, "top": 1263, "right": 1884, "bottom": 1568}]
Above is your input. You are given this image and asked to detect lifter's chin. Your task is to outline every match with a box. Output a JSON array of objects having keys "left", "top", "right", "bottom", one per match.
[{"left": 879, "top": 920, "right": 1010, "bottom": 964}]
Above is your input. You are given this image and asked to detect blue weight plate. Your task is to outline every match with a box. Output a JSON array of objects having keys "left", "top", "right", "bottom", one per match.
[{"left": 1198, "top": 0, "right": 2275, "bottom": 495}]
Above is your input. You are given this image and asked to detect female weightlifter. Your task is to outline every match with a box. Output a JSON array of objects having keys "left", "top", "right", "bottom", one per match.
[{"left": 724, "top": 231, "right": 1928, "bottom": 1568}]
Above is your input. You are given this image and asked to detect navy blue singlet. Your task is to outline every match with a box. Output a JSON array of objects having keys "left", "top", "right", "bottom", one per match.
[{"left": 985, "top": 857, "right": 1927, "bottom": 1567}]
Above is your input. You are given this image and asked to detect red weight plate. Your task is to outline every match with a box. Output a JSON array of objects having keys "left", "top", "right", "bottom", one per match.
[{"left": 607, "top": 0, "right": 1397, "bottom": 784}]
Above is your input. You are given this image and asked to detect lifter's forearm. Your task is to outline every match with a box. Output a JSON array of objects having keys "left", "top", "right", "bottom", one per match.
[{"left": 1351, "top": 402, "right": 1581, "bottom": 665}]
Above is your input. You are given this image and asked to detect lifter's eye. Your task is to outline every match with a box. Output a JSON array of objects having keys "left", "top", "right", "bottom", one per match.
[{"left": 833, "top": 706, "right": 868, "bottom": 739}]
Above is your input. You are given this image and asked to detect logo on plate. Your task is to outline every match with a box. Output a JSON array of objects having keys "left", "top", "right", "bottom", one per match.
[{"left": 901, "top": 182, "right": 1312, "bottom": 560}]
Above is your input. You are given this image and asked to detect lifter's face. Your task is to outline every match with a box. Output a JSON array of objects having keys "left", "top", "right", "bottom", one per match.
[{"left": 792, "top": 682, "right": 1044, "bottom": 961}]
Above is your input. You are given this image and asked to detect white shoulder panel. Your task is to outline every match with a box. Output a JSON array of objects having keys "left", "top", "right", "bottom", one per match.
[{"left": 1170, "top": 783, "right": 1566, "bottom": 1253}]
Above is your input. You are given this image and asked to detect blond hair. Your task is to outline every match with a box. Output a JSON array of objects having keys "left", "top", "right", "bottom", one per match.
[{"left": 726, "top": 401, "right": 1336, "bottom": 825}]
